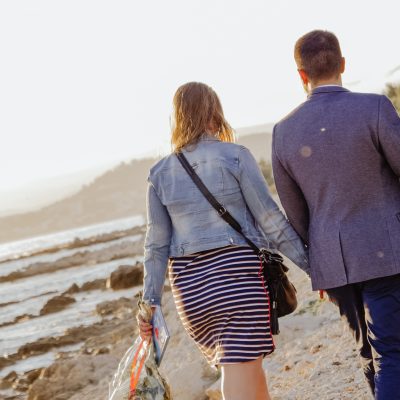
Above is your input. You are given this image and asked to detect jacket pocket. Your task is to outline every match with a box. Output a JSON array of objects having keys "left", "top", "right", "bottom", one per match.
[{"left": 339, "top": 214, "right": 396, "bottom": 280}]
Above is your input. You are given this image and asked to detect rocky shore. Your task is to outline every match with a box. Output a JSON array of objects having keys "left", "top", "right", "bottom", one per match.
[
  {"left": 0, "top": 289, "right": 217, "bottom": 400},
  {"left": 0, "top": 225, "right": 145, "bottom": 284},
  {"left": 0, "top": 224, "right": 372, "bottom": 400},
  {"left": 1, "top": 273, "right": 372, "bottom": 400}
]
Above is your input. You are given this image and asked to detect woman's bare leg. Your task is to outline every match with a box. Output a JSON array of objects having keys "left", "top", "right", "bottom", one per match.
[{"left": 221, "top": 356, "right": 271, "bottom": 400}]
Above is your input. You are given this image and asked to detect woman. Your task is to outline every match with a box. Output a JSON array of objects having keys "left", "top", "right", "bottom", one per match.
[{"left": 139, "top": 82, "right": 310, "bottom": 400}]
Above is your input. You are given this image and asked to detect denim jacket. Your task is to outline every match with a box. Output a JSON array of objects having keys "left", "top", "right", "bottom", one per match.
[{"left": 143, "top": 136, "right": 310, "bottom": 305}]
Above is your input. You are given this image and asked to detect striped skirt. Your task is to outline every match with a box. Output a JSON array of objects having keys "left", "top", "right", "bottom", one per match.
[{"left": 168, "top": 245, "right": 274, "bottom": 366}]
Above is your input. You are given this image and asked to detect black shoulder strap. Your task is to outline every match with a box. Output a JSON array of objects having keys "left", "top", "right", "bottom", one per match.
[{"left": 176, "top": 151, "right": 260, "bottom": 255}]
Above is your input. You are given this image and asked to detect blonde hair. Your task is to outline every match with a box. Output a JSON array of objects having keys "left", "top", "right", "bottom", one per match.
[{"left": 171, "top": 82, "right": 234, "bottom": 152}]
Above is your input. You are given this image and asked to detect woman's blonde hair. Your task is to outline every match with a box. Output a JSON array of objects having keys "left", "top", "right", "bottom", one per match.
[{"left": 171, "top": 82, "right": 234, "bottom": 152}]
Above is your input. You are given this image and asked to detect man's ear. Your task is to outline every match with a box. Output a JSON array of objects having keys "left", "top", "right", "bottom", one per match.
[
  {"left": 340, "top": 57, "right": 346, "bottom": 74},
  {"left": 298, "top": 69, "right": 309, "bottom": 86}
]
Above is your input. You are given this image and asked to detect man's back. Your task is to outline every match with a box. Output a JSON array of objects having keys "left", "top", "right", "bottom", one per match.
[{"left": 273, "top": 85, "right": 400, "bottom": 290}]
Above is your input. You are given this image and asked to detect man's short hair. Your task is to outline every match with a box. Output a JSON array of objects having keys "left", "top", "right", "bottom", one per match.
[{"left": 294, "top": 30, "right": 343, "bottom": 81}]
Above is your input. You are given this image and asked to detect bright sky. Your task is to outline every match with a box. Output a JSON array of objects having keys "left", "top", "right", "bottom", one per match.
[{"left": 1, "top": 0, "right": 399, "bottom": 211}]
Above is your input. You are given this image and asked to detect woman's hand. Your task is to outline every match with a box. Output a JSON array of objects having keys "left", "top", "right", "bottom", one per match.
[{"left": 137, "top": 307, "right": 156, "bottom": 340}]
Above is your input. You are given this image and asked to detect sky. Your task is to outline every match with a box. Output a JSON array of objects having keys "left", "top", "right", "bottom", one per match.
[{"left": 1, "top": 0, "right": 400, "bottom": 213}]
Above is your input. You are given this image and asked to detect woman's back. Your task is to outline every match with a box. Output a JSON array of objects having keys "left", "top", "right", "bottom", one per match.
[{"left": 148, "top": 135, "right": 267, "bottom": 256}]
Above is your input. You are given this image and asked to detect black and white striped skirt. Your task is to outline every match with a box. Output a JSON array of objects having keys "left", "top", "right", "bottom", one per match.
[{"left": 168, "top": 245, "right": 274, "bottom": 366}]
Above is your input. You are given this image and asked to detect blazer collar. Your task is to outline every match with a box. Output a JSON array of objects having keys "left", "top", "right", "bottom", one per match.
[{"left": 310, "top": 85, "right": 350, "bottom": 96}]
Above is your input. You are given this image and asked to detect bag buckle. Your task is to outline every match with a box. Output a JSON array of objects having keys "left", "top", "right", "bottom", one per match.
[
  {"left": 259, "top": 248, "right": 270, "bottom": 263},
  {"left": 218, "top": 206, "right": 227, "bottom": 216},
  {"left": 259, "top": 248, "right": 284, "bottom": 264}
]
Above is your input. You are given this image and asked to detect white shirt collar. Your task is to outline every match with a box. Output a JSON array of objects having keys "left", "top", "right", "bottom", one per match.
[{"left": 315, "top": 84, "right": 343, "bottom": 88}]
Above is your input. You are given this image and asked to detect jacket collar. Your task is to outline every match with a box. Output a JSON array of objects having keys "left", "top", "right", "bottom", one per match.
[
  {"left": 309, "top": 85, "right": 350, "bottom": 96},
  {"left": 199, "top": 133, "right": 220, "bottom": 142}
]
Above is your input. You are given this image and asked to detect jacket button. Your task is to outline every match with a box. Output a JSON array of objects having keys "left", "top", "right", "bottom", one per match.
[{"left": 229, "top": 237, "right": 234, "bottom": 244}]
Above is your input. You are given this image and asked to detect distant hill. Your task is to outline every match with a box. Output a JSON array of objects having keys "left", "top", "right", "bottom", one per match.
[
  {"left": 237, "top": 133, "right": 273, "bottom": 162},
  {"left": 0, "top": 158, "right": 156, "bottom": 243},
  {"left": 236, "top": 122, "right": 274, "bottom": 137},
  {"left": 236, "top": 123, "right": 274, "bottom": 161},
  {"left": 0, "top": 129, "right": 272, "bottom": 243}
]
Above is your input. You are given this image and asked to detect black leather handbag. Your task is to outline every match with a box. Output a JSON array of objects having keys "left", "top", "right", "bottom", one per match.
[{"left": 176, "top": 151, "right": 297, "bottom": 335}]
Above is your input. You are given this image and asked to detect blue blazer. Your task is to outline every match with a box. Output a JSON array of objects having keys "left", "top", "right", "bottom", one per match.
[{"left": 272, "top": 86, "right": 400, "bottom": 290}]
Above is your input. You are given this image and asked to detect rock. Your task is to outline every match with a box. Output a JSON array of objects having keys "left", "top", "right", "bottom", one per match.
[
  {"left": 0, "top": 313, "right": 36, "bottom": 328},
  {"left": 0, "top": 371, "right": 18, "bottom": 389},
  {"left": 80, "top": 279, "right": 107, "bottom": 291},
  {"left": 0, "top": 356, "right": 14, "bottom": 370},
  {"left": 15, "top": 317, "right": 136, "bottom": 361},
  {"left": 18, "top": 338, "right": 72, "bottom": 358},
  {"left": 13, "top": 377, "right": 30, "bottom": 392},
  {"left": 93, "top": 347, "right": 110, "bottom": 355},
  {"left": 25, "top": 368, "right": 43, "bottom": 384},
  {"left": 63, "top": 283, "right": 80, "bottom": 295},
  {"left": 62, "top": 279, "right": 106, "bottom": 294},
  {"left": 27, "top": 354, "right": 117, "bottom": 400},
  {"left": 96, "top": 297, "right": 135, "bottom": 316},
  {"left": 15, "top": 313, "right": 34, "bottom": 323},
  {"left": 106, "top": 264, "right": 143, "bottom": 290},
  {"left": 39, "top": 295, "right": 76, "bottom": 315}
]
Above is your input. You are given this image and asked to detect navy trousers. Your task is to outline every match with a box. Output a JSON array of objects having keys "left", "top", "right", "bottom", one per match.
[{"left": 326, "top": 274, "right": 400, "bottom": 400}]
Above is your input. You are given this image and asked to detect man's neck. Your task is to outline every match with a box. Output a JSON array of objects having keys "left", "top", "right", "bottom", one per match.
[{"left": 310, "top": 77, "right": 342, "bottom": 90}]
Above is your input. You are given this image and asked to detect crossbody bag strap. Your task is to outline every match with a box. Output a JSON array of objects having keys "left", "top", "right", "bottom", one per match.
[{"left": 176, "top": 151, "right": 260, "bottom": 255}]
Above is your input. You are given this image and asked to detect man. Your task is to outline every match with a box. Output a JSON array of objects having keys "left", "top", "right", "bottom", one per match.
[{"left": 272, "top": 30, "right": 400, "bottom": 399}]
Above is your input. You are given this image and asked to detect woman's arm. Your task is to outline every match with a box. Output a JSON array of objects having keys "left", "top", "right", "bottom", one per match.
[
  {"left": 143, "top": 181, "right": 172, "bottom": 306},
  {"left": 237, "top": 146, "right": 310, "bottom": 275}
]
